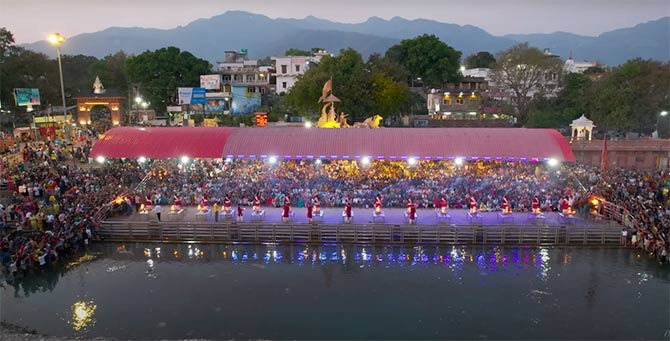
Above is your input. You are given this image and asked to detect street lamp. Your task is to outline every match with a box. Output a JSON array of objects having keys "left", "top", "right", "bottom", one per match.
[
  {"left": 48, "top": 33, "right": 70, "bottom": 142},
  {"left": 661, "top": 110, "right": 669, "bottom": 139}
]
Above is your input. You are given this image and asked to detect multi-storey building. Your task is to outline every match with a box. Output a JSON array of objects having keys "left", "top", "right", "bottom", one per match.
[
  {"left": 272, "top": 50, "right": 330, "bottom": 94},
  {"left": 215, "top": 50, "right": 273, "bottom": 115}
]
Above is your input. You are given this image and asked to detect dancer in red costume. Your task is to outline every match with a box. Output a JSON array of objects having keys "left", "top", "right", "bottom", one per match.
[
  {"left": 532, "top": 196, "right": 540, "bottom": 214},
  {"left": 502, "top": 195, "right": 511, "bottom": 214}
]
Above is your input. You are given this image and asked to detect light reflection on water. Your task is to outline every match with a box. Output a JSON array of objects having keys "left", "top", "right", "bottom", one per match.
[{"left": 1, "top": 243, "right": 668, "bottom": 340}]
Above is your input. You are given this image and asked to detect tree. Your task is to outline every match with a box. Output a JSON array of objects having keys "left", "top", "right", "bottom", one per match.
[
  {"left": 464, "top": 51, "right": 496, "bottom": 69},
  {"left": 588, "top": 59, "right": 670, "bottom": 134},
  {"left": 125, "top": 47, "right": 211, "bottom": 114},
  {"left": 89, "top": 51, "right": 129, "bottom": 95},
  {"left": 489, "top": 43, "right": 564, "bottom": 126},
  {"left": 286, "top": 48, "right": 374, "bottom": 122},
  {"left": 367, "top": 53, "right": 409, "bottom": 83},
  {"left": 284, "top": 48, "right": 311, "bottom": 56},
  {"left": 371, "top": 72, "right": 409, "bottom": 116},
  {"left": 0, "top": 27, "right": 15, "bottom": 59},
  {"left": 385, "top": 34, "right": 462, "bottom": 87}
]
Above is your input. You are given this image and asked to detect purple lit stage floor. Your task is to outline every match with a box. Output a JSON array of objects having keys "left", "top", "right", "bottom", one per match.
[{"left": 109, "top": 207, "right": 605, "bottom": 226}]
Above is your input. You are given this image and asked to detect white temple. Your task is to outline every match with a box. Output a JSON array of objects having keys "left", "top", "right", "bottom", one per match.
[{"left": 570, "top": 114, "right": 595, "bottom": 141}]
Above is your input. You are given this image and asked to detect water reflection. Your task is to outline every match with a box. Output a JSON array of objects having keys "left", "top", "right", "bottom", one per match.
[
  {"left": 103, "top": 243, "right": 563, "bottom": 278},
  {"left": 70, "top": 300, "right": 97, "bottom": 331}
]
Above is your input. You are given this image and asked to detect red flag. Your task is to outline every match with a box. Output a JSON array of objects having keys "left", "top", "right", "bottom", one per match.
[{"left": 601, "top": 134, "right": 607, "bottom": 173}]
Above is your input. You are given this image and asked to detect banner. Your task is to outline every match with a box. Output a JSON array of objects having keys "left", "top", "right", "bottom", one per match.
[
  {"left": 177, "top": 88, "right": 193, "bottom": 105},
  {"left": 15, "top": 88, "right": 40, "bottom": 106},
  {"left": 200, "top": 75, "right": 221, "bottom": 90},
  {"left": 177, "top": 87, "right": 206, "bottom": 105},
  {"left": 206, "top": 99, "right": 226, "bottom": 112}
]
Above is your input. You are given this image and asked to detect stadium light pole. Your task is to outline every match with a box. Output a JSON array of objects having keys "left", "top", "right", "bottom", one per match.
[
  {"left": 48, "top": 33, "right": 70, "bottom": 143},
  {"left": 661, "top": 111, "right": 668, "bottom": 138}
]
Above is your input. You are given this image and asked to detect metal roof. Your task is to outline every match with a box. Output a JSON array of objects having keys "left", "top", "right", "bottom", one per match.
[
  {"left": 89, "top": 127, "right": 575, "bottom": 162},
  {"left": 89, "top": 127, "right": 232, "bottom": 159}
]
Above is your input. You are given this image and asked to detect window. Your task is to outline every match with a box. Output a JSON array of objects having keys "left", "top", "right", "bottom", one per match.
[
  {"left": 416, "top": 120, "right": 428, "bottom": 127},
  {"left": 247, "top": 87, "right": 256, "bottom": 93},
  {"left": 234, "top": 75, "right": 242, "bottom": 82},
  {"left": 443, "top": 98, "right": 452, "bottom": 105},
  {"left": 455, "top": 98, "right": 464, "bottom": 105},
  {"left": 260, "top": 88, "right": 266, "bottom": 94},
  {"left": 281, "top": 65, "right": 287, "bottom": 73},
  {"left": 295, "top": 65, "right": 300, "bottom": 72},
  {"left": 282, "top": 82, "right": 287, "bottom": 89},
  {"left": 222, "top": 75, "right": 231, "bottom": 82}
]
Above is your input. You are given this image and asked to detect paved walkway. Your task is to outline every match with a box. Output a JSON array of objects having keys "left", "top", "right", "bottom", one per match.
[{"left": 107, "top": 206, "right": 606, "bottom": 226}]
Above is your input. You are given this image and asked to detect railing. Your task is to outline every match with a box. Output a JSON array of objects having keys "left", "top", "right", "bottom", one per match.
[{"left": 98, "top": 221, "right": 621, "bottom": 245}]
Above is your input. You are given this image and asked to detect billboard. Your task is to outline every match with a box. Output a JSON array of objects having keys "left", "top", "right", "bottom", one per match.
[
  {"left": 200, "top": 75, "right": 221, "bottom": 90},
  {"left": 177, "top": 87, "right": 207, "bottom": 105},
  {"left": 15, "top": 88, "right": 40, "bottom": 106},
  {"left": 206, "top": 99, "right": 226, "bottom": 113},
  {"left": 230, "top": 86, "right": 261, "bottom": 115}
]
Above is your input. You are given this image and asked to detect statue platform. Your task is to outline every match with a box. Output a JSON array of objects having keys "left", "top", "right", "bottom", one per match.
[
  {"left": 498, "top": 212, "right": 515, "bottom": 223},
  {"left": 167, "top": 209, "right": 185, "bottom": 221},
  {"left": 435, "top": 210, "right": 452, "bottom": 224},
  {"left": 251, "top": 210, "right": 265, "bottom": 222},
  {"left": 312, "top": 211, "right": 324, "bottom": 223},
  {"left": 372, "top": 211, "right": 385, "bottom": 223},
  {"left": 527, "top": 212, "right": 546, "bottom": 224},
  {"left": 466, "top": 211, "right": 482, "bottom": 224}
]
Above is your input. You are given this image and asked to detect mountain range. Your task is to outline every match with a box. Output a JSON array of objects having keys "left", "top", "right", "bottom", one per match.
[{"left": 22, "top": 11, "right": 670, "bottom": 66}]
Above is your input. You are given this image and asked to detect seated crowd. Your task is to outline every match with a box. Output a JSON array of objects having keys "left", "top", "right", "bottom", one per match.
[{"left": 1, "top": 149, "right": 668, "bottom": 278}]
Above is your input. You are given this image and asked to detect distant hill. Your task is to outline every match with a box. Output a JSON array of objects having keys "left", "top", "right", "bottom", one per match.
[
  {"left": 504, "top": 17, "right": 670, "bottom": 65},
  {"left": 21, "top": 11, "right": 669, "bottom": 66}
]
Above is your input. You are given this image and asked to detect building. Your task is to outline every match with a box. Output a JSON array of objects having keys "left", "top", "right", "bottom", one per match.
[
  {"left": 216, "top": 50, "right": 273, "bottom": 115},
  {"left": 571, "top": 138, "right": 670, "bottom": 170},
  {"left": 421, "top": 75, "right": 514, "bottom": 127},
  {"left": 564, "top": 56, "right": 598, "bottom": 74},
  {"left": 272, "top": 50, "right": 329, "bottom": 94}
]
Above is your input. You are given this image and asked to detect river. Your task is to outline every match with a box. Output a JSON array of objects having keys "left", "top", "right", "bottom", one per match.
[{"left": 1, "top": 243, "right": 668, "bottom": 340}]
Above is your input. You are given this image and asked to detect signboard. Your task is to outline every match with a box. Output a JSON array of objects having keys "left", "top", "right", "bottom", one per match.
[
  {"left": 206, "top": 99, "right": 226, "bottom": 112},
  {"left": 191, "top": 88, "right": 206, "bottom": 104},
  {"left": 200, "top": 75, "right": 221, "bottom": 90},
  {"left": 167, "top": 106, "right": 182, "bottom": 112},
  {"left": 177, "top": 87, "right": 207, "bottom": 105},
  {"left": 255, "top": 113, "right": 268, "bottom": 127},
  {"left": 15, "top": 88, "right": 40, "bottom": 106}
]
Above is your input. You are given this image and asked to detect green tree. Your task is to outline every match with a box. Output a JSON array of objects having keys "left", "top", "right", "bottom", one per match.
[
  {"left": 286, "top": 48, "right": 374, "bottom": 121},
  {"left": 284, "top": 48, "right": 311, "bottom": 56},
  {"left": 125, "top": 47, "right": 211, "bottom": 114},
  {"left": 89, "top": 51, "right": 129, "bottom": 94},
  {"left": 371, "top": 72, "right": 409, "bottom": 116},
  {"left": 385, "top": 34, "right": 462, "bottom": 86},
  {"left": 464, "top": 51, "right": 496, "bottom": 69},
  {"left": 0, "top": 27, "right": 16, "bottom": 59},
  {"left": 489, "top": 43, "right": 564, "bottom": 126},
  {"left": 60, "top": 54, "right": 100, "bottom": 97},
  {"left": 367, "top": 53, "right": 409, "bottom": 83},
  {"left": 589, "top": 59, "right": 670, "bottom": 134}
]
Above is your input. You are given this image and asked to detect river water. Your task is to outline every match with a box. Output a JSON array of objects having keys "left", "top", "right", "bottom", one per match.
[{"left": 1, "top": 243, "right": 668, "bottom": 340}]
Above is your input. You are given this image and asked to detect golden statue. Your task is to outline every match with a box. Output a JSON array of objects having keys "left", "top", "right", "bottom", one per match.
[
  {"left": 353, "top": 115, "right": 383, "bottom": 128},
  {"left": 317, "top": 79, "right": 340, "bottom": 128},
  {"left": 316, "top": 79, "right": 382, "bottom": 128}
]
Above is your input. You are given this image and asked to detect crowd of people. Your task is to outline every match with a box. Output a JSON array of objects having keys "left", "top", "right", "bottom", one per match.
[
  {"left": 1, "top": 142, "right": 668, "bottom": 279},
  {"left": 0, "top": 141, "right": 141, "bottom": 280}
]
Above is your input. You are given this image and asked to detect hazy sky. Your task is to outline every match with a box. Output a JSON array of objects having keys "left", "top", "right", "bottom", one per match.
[{"left": 2, "top": 0, "right": 669, "bottom": 43}]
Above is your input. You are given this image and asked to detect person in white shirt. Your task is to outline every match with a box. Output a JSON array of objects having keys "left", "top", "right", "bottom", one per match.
[{"left": 154, "top": 205, "right": 162, "bottom": 221}]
